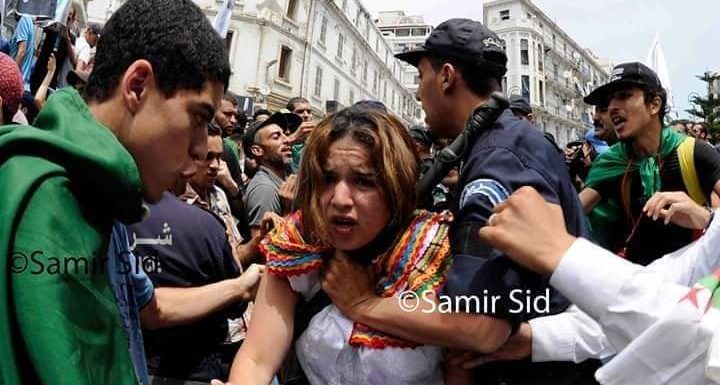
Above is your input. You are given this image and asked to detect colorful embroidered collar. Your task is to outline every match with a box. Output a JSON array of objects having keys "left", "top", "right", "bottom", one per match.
[{"left": 261, "top": 210, "right": 453, "bottom": 349}]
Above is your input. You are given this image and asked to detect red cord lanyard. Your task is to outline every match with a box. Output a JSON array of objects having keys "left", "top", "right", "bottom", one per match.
[{"left": 618, "top": 154, "right": 663, "bottom": 258}]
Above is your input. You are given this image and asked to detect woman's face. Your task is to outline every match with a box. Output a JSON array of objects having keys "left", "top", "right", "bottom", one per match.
[{"left": 320, "top": 136, "right": 390, "bottom": 251}]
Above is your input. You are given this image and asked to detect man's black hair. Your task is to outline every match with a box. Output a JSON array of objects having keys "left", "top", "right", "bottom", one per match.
[
  {"left": 223, "top": 92, "right": 238, "bottom": 105},
  {"left": 207, "top": 122, "right": 222, "bottom": 137},
  {"left": 286, "top": 97, "right": 309, "bottom": 111},
  {"left": 253, "top": 108, "right": 272, "bottom": 120},
  {"left": 644, "top": 86, "right": 669, "bottom": 125},
  {"left": 235, "top": 111, "right": 248, "bottom": 132},
  {"left": 84, "top": 0, "right": 231, "bottom": 102},
  {"left": 427, "top": 54, "right": 504, "bottom": 97}
]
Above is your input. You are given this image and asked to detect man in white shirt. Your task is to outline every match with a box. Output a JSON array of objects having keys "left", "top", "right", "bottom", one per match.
[{"left": 474, "top": 186, "right": 720, "bottom": 385}]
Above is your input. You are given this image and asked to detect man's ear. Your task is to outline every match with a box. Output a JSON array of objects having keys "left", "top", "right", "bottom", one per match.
[
  {"left": 647, "top": 95, "right": 662, "bottom": 116},
  {"left": 121, "top": 60, "right": 154, "bottom": 114},
  {"left": 439, "top": 63, "right": 458, "bottom": 93},
  {"left": 251, "top": 144, "right": 264, "bottom": 158}
]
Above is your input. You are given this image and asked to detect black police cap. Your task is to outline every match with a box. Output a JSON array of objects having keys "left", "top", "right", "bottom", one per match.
[{"left": 395, "top": 18, "right": 507, "bottom": 78}]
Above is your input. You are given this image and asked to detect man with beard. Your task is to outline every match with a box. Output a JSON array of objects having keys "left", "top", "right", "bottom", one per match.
[
  {"left": 580, "top": 62, "right": 720, "bottom": 265},
  {"left": 243, "top": 111, "right": 301, "bottom": 239}
]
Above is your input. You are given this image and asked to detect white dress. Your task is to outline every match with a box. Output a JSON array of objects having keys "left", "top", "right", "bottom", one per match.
[{"left": 289, "top": 271, "right": 445, "bottom": 385}]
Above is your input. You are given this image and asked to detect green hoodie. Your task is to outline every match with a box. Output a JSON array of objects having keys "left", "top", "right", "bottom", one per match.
[{"left": 0, "top": 89, "right": 141, "bottom": 384}]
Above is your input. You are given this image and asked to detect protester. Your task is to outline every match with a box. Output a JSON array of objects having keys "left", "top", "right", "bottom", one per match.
[
  {"left": 181, "top": 123, "right": 261, "bottom": 268},
  {"left": 409, "top": 125, "right": 437, "bottom": 210},
  {"left": 479, "top": 186, "right": 720, "bottom": 385},
  {"left": 580, "top": 62, "right": 720, "bottom": 264},
  {"left": 336, "top": 18, "right": 593, "bottom": 384},
  {"left": 508, "top": 94, "right": 534, "bottom": 123},
  {"left": 0, "top": 0, "right": 231, "bottom": 383},
  {"left": 75, "top": 23, "right": 102, "bottom": 73},
  {"left": 0, "top": 52, "right": 24, "bottom": 125},
  {"left": 286, "top": 96, "right": 316, "bottom": 172},
  {"left": 252, "top": 108, "right": 272, "bottom": 123},
  {"left": 130, "top": 187, "right": 265, "bottom": 382},
  {"left": 592, "top": 103, "right": 619, "bottom": 146},
  {"left": 9, "top": 12, "right": 35, "bottom": 91},
  {"left": 219, "top": 105, "right": 483, "bottom": 385},
  {"left": 243, "top": 111, "right": 300, "bottom": 238}
]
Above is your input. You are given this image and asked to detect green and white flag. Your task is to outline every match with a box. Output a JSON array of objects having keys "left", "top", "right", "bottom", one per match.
[{"left": 597, "top": 269, "right": 720, "bottom": 385}]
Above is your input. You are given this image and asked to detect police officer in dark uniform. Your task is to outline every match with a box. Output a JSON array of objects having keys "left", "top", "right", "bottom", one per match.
[{"left": 395, "top": 18, "right": 597, "bottom": 384}]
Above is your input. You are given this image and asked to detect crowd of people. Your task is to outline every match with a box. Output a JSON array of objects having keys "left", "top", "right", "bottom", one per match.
[{"left": 2, "top": 1, "right": 720, "bottom": 385}]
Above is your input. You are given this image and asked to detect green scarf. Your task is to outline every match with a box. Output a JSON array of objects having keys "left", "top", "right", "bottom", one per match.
[
  {"left": 0, "top": 89, "right": 142, "bottom": 384},
  {"left": 585, "top": 127, "right": 686, "bottom": 249}
]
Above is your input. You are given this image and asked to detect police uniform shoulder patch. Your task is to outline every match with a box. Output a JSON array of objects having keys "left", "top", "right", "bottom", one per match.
[{"left": 459, "top": 178, "right": 510, "bottom": 210}]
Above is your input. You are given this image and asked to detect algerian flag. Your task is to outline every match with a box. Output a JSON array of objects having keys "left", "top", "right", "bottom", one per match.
[
  {"left": 596, "top": 269, "right": 720, "bottom": 385},
  {"left": 212, "top": 0, "right": 234, "bottom": 37}
]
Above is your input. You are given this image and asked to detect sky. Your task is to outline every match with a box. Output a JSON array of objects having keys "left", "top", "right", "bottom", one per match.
[{"left": 360, "top": 0, "right": 719, "bottom": 119}]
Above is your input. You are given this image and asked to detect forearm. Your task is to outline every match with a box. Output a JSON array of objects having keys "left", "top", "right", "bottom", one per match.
[
  {"left": 15, "top": 46, "right": 26, "bottom": 67},
  {"left": 219, "top": 176, "right": 240, "bottom": 197},
  {"left": 354, "top": 296, "right": 510, "bottom": 353},
  {"left": 237, "top": 236, "right": 262, "bottom": 267},
  {"left": 141, "top": 278, "right": 248, "bottom": 329},
  {"left": 228, "top": 273, "right": 297, "bottom": 384},
  {"left": 529, "top": 306, "right": 615, "bottom": 363},
  {"left": 35, "top": 73, "right": 54, "bottom": 110}
]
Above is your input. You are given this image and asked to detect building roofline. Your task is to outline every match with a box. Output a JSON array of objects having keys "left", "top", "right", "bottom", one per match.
[{"left": 484, "top": 0, "right": 608, "bottom": 75}]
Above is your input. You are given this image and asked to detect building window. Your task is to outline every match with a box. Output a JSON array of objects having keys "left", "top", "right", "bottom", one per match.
[
  {"left": 342, "top": 0, "right": 347, "bottom": 12},
  {"left": 553, "top": 63, "right": 559, "bottom": 80},
  {"left": 537, "top": 43, "right": 543, "bottom": 71},
  {"left": 351, "top": 46, "right": 358, "bottom": 73},
  {"left": 412, "top": 27, "right": 428, "bottom": 36},
  {"left": 286, "top": 0, "right": 298, "bottom": 19},
  {"left": 319, "top": 15, "right": 328, "bottom": 45},
  {"left": 502, "top": 76, "right": 507, "bottom": 93},
  {"left": 334, "top": 78, "right": 340, "bottom": 100},
  {"left": 224, "top": 30, "right": 234, "bottom": 55},
  {"left": 375, "top": 36, "right": 380, "bottom": 52},
  {"left": 362, "top": 59, "right": 368, "bottom": 83},
  {"left": 552, "top": 34, "right": 556, "bottom": 50},
  {"left": 520, "top": 39, "right": 529, "bottom": 65},
  {"left": 314, "top": 66, "right": 323, "bottom": 97},
  {"left": 278, "top": 46, "right": 292, "bottom": 80},
  {"left": 414, "top": 74, "right": 421, "bottom": 85},
  {"left": 373, "top": 69, "right": 378, "bottom": 92},
  {"left": 522, "top": 75, "right": 530, "bottom": 101},
  {"left": 383, "top": 81, "right": 387, "bottom": 100},
  {"left": 337, "top": 34, "right": 345, "bottom": 59},
  {"left": 397, "top": 28, "right": 410, "bottom": 37},
  {"left": 349, "top": 89, "right": 355, "bottom": 104},
  {"left": 500, "top": 9, "right": 510, "bottom": 20}
]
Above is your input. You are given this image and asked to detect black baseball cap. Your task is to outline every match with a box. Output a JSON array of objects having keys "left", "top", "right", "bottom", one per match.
[
  {"left": 242, "top": 112, "right": 301, "bottom": 159},
  {"left": 584, "top": 62, "right": 662, "bottom": 106},
  {"left": 509, "top": 94, "right": 532, "bottom": 115},
  {"left": 395, "top": 18, "right": 507, "bottom": 78}
]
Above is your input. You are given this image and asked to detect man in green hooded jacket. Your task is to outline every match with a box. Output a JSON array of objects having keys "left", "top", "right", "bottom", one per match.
[
  {"left": 580, "top": 62, "right": 720, "bottom": 265},
  {"left": 0, "top": 0, "right": 231, "bottom": 383}
]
